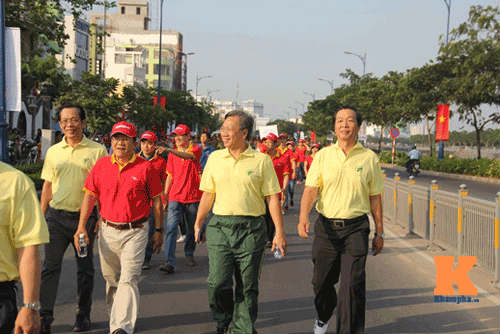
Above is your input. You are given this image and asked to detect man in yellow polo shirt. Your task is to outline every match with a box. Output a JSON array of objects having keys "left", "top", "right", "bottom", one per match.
[
  {"left": 298, "top": 106, "right": 384, "bottom": 334},
  {"left": 39, "top": 104, "right": 107, "bottom": 333},
  {"left": 0, "top": 161, "right": 49, "bottom": 334},
  {"left": 194, "top": 110, "right": 287, "bottom": 334}
]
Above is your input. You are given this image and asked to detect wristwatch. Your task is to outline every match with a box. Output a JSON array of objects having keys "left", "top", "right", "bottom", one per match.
[
  {"left": 23, "top": 301, "right": 41, "bottom": 312},
  {"left": 155, "top": 228, "right": 164, "bottom": 233},
  {"left": 374, "top": 232, "right": 384, "bottom": 239}
]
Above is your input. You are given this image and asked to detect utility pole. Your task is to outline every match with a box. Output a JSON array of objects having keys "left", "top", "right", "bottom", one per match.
[
  {"left": 438, "top": 0, "right": 451, "bottom": 160},
  {"left": 344, "top": 50, "right": 367, "bottom": 75},
  {"left": 157, "top": 0, "right": 165, "bottom": 102},
  {"left": 0, "top": 1, "right": 8, "bottom": 162}
]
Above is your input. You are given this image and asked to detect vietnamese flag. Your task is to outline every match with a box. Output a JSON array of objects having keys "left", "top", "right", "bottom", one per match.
[{"left": 435, "top": 104, "right": 450, "bottom": 142}]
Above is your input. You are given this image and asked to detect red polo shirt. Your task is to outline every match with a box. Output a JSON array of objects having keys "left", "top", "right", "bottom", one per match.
[
  {"left": 84, "top": 154, "right": 162, "bottom": 223},
  {"left": 268, "top": 151, "right": 290, "bottom": 192},
  {"left": 139, "top": 152, "right": 167, "bottom": 184},
  {"left": 296, "top": 146, "right": 307, "bottom": 163},
  {"left": 306, "top": 154, "right": 314, "bottom": 172},
  {"left": 166, "top": 143, "right": 202, "bottom": 203}
]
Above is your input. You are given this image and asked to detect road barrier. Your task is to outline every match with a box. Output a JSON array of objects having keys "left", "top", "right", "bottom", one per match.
[{"left": 382, "top": 171, "right": 500, "bottom": 286}]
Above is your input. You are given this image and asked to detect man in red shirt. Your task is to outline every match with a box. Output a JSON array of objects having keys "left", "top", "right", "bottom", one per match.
[
  {"left": 74, "top": 121, "right": 163, "bottom": 334},
  {"left": 296, "top": 139, "right": 307, "bottom": 183},
  {"left": 160, "top": 124, "right": 202, "bottom": 273},
  {"left": 264, "top": 133, "right": 290, "bottom": 241},
  {"left": 138, "top": 131, "right": 168, "bottom": 270}
]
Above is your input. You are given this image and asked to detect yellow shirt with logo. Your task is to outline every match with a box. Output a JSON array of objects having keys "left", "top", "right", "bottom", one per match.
[
  {"left": 41, "top": 136, "right": 108, "bottom": 212},
  {"left": 200, "top": 146, "right": 280, "bottom": 216},
  {"left": 0, "top": 162, "right": 49, "bottom": 282},
  {"left": 305, "top": 142, "right": 384, "bottom": 219}
]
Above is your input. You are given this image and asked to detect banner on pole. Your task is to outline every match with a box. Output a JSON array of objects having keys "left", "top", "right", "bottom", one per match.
[
  {"left": 5, "top": 28, "right": 21, "bottom": 112},
  {"left": 435, "top": 104, "right": 450, "bottom": 142}
]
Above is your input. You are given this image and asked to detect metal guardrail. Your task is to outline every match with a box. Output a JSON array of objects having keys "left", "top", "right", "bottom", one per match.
[{"left": 381, "top": 170, "right": 500, "bottom": 287}]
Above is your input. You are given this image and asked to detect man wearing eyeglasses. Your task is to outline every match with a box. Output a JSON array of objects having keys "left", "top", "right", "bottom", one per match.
[{"left": 39, "top": 104, "right": 108, "bottom": 333}]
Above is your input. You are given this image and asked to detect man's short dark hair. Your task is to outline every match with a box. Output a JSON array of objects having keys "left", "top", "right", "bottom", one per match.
[
  {"left": 334, "top": 106, "right": 362, "bottom": 127},
  {"left": 57, "top": 103, "right": 86, "bottom": 121},
  {"left": 225, "top": 110, "right": 254, "bottom": 140}
]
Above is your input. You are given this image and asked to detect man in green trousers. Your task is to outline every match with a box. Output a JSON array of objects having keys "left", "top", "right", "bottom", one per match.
[{"left": 195, "top": 110, "right": 287, "bottom": 334}]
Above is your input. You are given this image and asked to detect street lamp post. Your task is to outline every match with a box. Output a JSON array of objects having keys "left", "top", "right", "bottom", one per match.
[
  {"left": 318, "top": 78, "right": 334, "bottom": 94},
  {"left": 344, "top": 50, "right": 367, "bottom": 75},
  {"left": 180, "top": 52, "right": 195, "bottom": 91},
  {"left": 207, "top": 89, "right": 220, "bottom": 102},
  {"left": 195, "top": 73, "right": 213, "bottom": 99},
  {"left": 157, "top": 0, "right": 166, "bottom": 102},
  {"left": 303, "top": 91, "right": 316, "bottom": 101},
  {"left": 438, "top": 0, "right": 452, "bottom": 160},
  {"left": 295, "top": 101, "right": 306, "bottom": 116}
]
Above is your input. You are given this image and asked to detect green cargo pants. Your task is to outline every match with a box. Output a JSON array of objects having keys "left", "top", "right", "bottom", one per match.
[{"left": 206, "top": 214, "right": 267, "bottom": 334}]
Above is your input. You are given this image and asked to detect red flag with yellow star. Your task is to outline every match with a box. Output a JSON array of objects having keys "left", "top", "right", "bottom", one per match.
[{"left": 435, "top": 104, "right": 450, "bottom": 142}]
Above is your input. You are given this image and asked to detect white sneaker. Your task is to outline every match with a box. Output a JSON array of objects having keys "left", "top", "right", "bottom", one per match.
[
  {"left": 176, "top": 235, "right": 185, "bottom": 243},
  {"left": 313, "top": 319, "right": 329, "bottom": 334}
]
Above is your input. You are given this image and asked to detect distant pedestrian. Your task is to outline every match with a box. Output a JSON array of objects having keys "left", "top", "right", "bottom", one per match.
[
  {"left": 138, "top": 131, "right": 168, "bottom": 270},
  {"left": 194, "top": 110, "right": 287, "bottom": 334},
  {"left": 284, "top": 140, "right": 297, "bottom": 209},
  {"left": 75, "top": 121, "right": 163, "bottom": 334},
  {"left": 0, "top": 161, "right": 49, "bottom": 334},
  {"left": 39, "top": 104, "right": 107, "bottom": 333},
  {"left": 160, "top": 124, "right": 202, "bottom": 273},
  {"left": 298, "top": 107, "right": 384, "bottom": 334},
  {"left": 305, "top": 143, "right": 320, "bottom": 176},
  {"left": 200, "top": 132, "right": 215, "bottom": 171},
  {"left": 295, "top": 139, "right": 307, "bottom": 183}
]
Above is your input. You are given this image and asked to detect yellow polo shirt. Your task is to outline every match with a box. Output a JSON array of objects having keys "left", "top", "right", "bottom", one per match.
[
  {"left": 305, "top": 142, "right": 384, "bottom": 219},
  {"left": 0, "top": 162, "right": 49, "bottom": 282},
  {"left": 41, "top": 136, "right": 108, "bottom": 212},
  {"left": 200, "top": 145, "right": 280, "bottom": 216}
]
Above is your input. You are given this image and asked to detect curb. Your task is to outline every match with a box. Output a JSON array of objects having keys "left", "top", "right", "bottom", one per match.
[{"left": 380, "top": 163, "right": 500, "bottom": 185}]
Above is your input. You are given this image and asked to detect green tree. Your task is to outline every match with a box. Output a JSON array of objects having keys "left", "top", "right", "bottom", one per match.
[
  {"left": 56, "top": 73, "right": 124, "bottom": 136},
  {"left": 266, "top": 119, "right": 303, "bottom": 137},
  {"left": 123, "top": 86, "right": 220, "bottom": 135},
  {"left": 5, "top": 0, "right": 112, "bottom": 61},
  {"left": 438, "top": 5, "right": 500, "bottom": 158}
]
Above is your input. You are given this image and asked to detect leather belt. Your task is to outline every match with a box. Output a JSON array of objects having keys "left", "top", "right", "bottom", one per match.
[
  {"left": 320, "top": 214, "right": 368, "bottom": 228},
  {"left": 103, "top": 216, "right": 148, "bottom": 230}
]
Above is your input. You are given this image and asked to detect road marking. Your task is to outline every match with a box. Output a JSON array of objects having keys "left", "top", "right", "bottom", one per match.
[{"left": 382, "top": 225, "right": 500, "bottom": 306}]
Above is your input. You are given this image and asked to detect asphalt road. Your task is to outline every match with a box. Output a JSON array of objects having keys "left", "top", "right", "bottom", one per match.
[
  {"left": 44, "top": 184, "right": 500, "bottom": 334},
  {"left": 382, "top": 166, "right": 499, "bottom": 202}
]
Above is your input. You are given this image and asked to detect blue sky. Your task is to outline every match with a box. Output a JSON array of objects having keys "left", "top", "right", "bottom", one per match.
[{"left": 93, "top": 0, "right": 500, "bottom": 130}]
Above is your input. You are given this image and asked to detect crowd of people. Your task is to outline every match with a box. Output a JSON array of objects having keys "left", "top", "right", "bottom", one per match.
[{"left": 0, "top": 105, "right": 384, "bottom": 334}]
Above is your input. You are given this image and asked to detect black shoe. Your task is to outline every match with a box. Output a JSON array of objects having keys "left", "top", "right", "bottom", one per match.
[
  {"left": 290, "top": 199, "right": 294, "bottom": 207},
  {"left": 216, "top": 326, "right": 229, "bottom": 334},
  {"left": 40, "top": 322, "right": 51, "bottom": 334},
  {"left": 142, "top": 261, "right": 151, "bottom": 270},
  {"left": 72, "top": 315, "right": 91, "bottom": 332},
  {"left": 111, "top": 329, "right": 128, "bottom": 334},
  {"left": 159, "top": 263, "right": 175, "bottom": 274}
]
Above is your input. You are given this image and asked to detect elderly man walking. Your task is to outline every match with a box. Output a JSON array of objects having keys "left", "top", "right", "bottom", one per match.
[
  {"left": 74, "top": 121, "right": 163, "bottom": 334},
  {"left": 39, "top": 104, "right": 107, "bottom": 333},
  {"left": 298, "top": 107, "right": 384, "bottom": 334},
  {"left": 194, "top": 110, "right": 287, "bottom": 334}
]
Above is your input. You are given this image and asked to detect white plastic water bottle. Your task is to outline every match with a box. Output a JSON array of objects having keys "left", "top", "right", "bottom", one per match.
[
  {"left": 273, "top": 248, "right": 283, "bottom": 260},
  {"left": 78, "top": 233, "right": 88, "bottom": 258}
]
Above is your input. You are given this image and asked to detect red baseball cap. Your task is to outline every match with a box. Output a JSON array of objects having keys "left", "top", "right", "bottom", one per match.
[
  {"left": 172, "top": 124, "right": 191, "bottom": 136},
  {"left": 111, "top": 121, "right": 137, "bottom": 138},
  {"left": 140, "top": 131, "right": 158, "bottom": 142},
  {"left": 286, "top": 140, "right": 295, "bottom": 146},
  {"left": 279, "top": 132, "right": 288, "bottom": 138},
  {"left": 312, "top": 143, "right": 320, "bottom": 149},
  {"left": 298, "top": 139, "right": 305, "bottom": 143},
  {"left": 265, "top": 133, "right": 278, "bottom": 142}
]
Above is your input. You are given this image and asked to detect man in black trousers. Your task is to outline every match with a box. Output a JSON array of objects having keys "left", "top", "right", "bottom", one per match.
[{"left": 298, "top": 106, "right": 384, "bottom": 334}]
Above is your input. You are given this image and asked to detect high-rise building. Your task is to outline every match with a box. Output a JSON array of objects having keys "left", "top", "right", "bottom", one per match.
[
  {"left": 57, "top": 16, "right": 90, "bottom": 80},
  {"left": 89, "top": 0, "right": 183, "bottom": 90}
]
